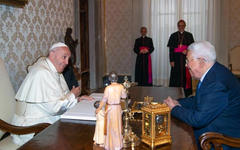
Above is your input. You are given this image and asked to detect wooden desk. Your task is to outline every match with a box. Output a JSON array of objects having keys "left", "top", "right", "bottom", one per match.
[
  {"left": 19, "top": 87, "right": 197, "bottom": 150},
  {"left": 129, "top": 86, "right": 185, "bottom": 101}
]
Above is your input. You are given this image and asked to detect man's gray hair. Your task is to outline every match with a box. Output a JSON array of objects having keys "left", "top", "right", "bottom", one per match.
[{"left": 188, "top": 41, "right": 216, "bottom": 63}]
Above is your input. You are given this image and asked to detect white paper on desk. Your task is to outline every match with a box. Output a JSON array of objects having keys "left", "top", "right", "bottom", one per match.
[{"left": 61, "top": 93, "right": 104, "bottom": 121}]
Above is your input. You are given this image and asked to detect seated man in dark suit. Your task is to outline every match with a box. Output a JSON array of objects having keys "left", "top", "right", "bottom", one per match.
[
  {"left": 164, "top": 41, "right": 240, "bottom": 150},
  {"left": 62, "top": 64, "right": 78, "bottom": 90}
]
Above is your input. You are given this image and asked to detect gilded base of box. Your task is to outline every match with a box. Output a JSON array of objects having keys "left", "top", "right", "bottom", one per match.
[{"left": 141, "top": 135, "right": 172, "bottom": 148}]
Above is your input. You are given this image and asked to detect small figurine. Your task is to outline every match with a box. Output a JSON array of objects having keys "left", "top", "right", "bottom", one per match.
[
  {"left": 93, "top": 101, "right": 105, "bottom": 147},
  {"left": 95, "top": 72, "right": 127, "bottom": 150}
]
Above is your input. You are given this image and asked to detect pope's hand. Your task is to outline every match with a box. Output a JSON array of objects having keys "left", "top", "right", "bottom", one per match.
[
  {"left": 163, "top": 96, "right": 180, "bottom": 110},
  {"left": 77, "top": 95, "right": 94, "bottom": 102},
  {"left": 71, "top": 86, "right": 81, "bottom": 98}
]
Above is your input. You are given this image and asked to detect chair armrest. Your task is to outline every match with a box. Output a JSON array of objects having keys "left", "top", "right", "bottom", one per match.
[
  {"left": 199, "top": 132, "right": 240, "bottom": 150},
  {"left": 0, "top": 119, "right": 50, "bottom": 136}
]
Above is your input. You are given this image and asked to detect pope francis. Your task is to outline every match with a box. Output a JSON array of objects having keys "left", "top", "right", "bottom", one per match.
[{"left": 11, "top": 42, "right": 85, "bottom": 145}]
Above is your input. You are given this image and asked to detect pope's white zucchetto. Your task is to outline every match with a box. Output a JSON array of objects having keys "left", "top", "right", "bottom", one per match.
[{"left": 49, "top": 42, "right": 68, "bottom": 51}]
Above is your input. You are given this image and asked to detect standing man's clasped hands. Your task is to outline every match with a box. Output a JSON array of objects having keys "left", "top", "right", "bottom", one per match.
[{"left": 140, "top": 48, "right": 149, "bottom": 54}]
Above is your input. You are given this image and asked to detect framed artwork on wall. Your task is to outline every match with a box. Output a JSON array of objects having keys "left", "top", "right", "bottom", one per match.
[{"left": 0, "top": 0, "right": 29, "bottom": 8}]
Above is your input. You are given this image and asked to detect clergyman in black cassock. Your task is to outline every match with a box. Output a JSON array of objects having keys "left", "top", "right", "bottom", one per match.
[
  {"left": 134, "top": 27, "right": 154, "bottom": 86},
  {"left": 167, "top": 20, "right": 194, "bottom": 97}
]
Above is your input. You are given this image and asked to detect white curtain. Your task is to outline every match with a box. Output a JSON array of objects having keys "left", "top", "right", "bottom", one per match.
[{"left": 150, "top": 0, "right": 220, "bottom": 86}]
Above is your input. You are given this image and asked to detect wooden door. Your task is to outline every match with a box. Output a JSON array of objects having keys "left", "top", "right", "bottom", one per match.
[{"left": 79, "top": 0, "right": 89, "bottom": 94}]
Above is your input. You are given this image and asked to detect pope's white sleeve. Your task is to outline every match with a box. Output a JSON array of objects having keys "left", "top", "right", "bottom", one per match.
[{"left": 38, "top": 92, "right": 77, "bottom": 115}]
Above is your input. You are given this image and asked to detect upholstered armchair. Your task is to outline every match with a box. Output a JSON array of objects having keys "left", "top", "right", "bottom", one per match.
[
  {"left": 199, "top": 132, "right": 240, "bottom": 150},
  {"left": 229, "top": 46, "right": 240, "bottom": 77},
  {"left": 0, "top": 58, "right": 50, "bottom": 149}
]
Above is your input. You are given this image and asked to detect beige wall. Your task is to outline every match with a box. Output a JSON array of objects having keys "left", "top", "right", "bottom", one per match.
[
  {"left": 103, "top": 0, "right": 148, "bottom": 81},
  {"left": 218, "top": 0, "right": 240, "bottom": 66},
  {"left": 0, "top": 0, "right": 75, "bottom": 91},
  {"left": 229, "top": 0, "right": 240, "bottom": 49},
  {"left": 104, "top": 0, "right": 136, "bottom": 77}
]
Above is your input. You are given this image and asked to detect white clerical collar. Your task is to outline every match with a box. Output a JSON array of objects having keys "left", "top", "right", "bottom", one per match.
[
  {"left": 46, "top": 58, "right": 58, "bottom": 73},
  {"left": 200, "top": 64, "right": 213, "bottom": 82}
]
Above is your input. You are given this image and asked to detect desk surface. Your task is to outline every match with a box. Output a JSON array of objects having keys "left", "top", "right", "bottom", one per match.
[{"left": 19, "top": 86, "right": 197, "bottom": 150}]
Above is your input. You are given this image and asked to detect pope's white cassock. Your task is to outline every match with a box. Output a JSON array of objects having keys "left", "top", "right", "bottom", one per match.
[{"left": 11, "top": 57, "right": 77, "bottom": 145}]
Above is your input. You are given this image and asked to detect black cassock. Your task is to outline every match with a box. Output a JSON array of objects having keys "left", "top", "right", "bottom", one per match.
[
  {"left": 134, "top": 36, "right": 154, "bottom": 86},
  {"left": 167, "top": 31, "right": 194, "bottom": 97}
]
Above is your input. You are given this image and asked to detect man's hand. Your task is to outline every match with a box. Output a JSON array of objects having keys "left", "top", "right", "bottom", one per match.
[
  {"left": 170, "top": 62, "right": 175, "bottom": 67},
  {"left": 143, "top": 49, "right": 149, "bottom": 54},
  {"left": 71, "top": 86, "right": 81, "bottom": 98},
  {"left": 140, "top": 49, "right": 146, "bottom": 54},
  {"left": 164, "top": 96, "right": 180, "bottom": 110},
  {"left": 140, "top": 48, "right": 149, "bottom": 54},
  {"left": 77, "top": 95, "right": 94, "bottom": 102}
]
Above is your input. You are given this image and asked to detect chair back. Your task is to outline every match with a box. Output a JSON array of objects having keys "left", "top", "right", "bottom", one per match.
[
  {"left": 200, "top": 132, "right": 240, "bottom": 150},
  {"left": 229, "top": 46, "right": 240, "bottom": 75},
  {"left": 0, "top": 58, "right": 16, "bottom": 138}
]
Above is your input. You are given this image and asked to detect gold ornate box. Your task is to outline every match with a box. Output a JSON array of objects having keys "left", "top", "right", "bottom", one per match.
[
  {"left": 130, "top": 96, "right": 154, "bottom": 121},
  {"left": 130, "top": 101, "right": 144, "bottom": 121},
  {"left": 141, "top": 103, "right": 171, "bottom": 148}
]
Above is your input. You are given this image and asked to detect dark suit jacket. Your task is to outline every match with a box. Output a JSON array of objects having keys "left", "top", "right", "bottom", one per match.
[
  {"left": 171, "top": 62, "right": 240, "bottom": 150},
  {"left": 62, "top": 65, "right": 78, "bottom": 90}
]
